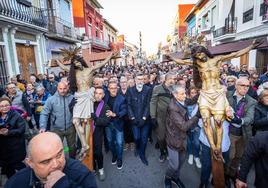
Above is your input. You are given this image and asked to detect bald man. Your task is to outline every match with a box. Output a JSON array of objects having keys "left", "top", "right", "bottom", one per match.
[
  {"left": 39, "top": 82, "right": 77, "bottom": 158},
  {"left": 5, "top": 132, "right": 97, "bottom": 188}
]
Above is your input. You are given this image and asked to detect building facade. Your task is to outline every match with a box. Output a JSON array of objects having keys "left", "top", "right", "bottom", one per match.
[
  {"left": 0, "top": 0, "right": 47, "bottom": 84},
  {"left": 184, "top": 0, "right": 268, "bottom": 73},
  {"left": 45, "top": 0, "right": 78, "bottom": 75},
  {"left": 72, "top": 0, "right": 110, "bottom": 64}
]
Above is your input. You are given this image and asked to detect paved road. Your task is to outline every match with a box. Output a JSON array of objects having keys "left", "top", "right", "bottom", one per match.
[{"left": 96, "top": 139, "right": 255, "bottom": 188}]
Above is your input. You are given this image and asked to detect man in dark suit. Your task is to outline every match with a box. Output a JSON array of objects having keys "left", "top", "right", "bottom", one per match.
[
  {"left": 104, "top": 81, "right": 127, "bottom": 170},
  {"left": 127, "top": 73, "right": 151, "bottom": 165}
]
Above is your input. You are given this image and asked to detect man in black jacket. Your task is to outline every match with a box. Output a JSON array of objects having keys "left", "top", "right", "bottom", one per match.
[
  {"left": 236, "top": 131, "right": 268, "bottom": 188},
  {"left": 127, "top": 73, "right": 151, "bottom": 165},
  {"left": 91, "top": 87, "right": 110, "bottom": 181},
  {"left": 5, "top": 132, "right": 97, "bottom": 188}
]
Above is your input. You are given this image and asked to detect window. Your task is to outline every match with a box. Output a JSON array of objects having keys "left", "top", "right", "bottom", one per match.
[
  {"left": 243, "top": 0, "right": 254, "bottom": 23},
  {"left": 243, "top": 8, "right": 254, "bottom": 23}
]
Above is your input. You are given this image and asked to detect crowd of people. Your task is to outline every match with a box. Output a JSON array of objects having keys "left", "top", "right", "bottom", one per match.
[{"left": 0, "top": 59, "right": 268, "bottom": 188}]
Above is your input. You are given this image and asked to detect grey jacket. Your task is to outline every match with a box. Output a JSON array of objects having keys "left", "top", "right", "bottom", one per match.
[
  {"left": 227, "top": 90, "right": 257, "bottom": 141},
  {"left": 40, "top": 92, "right": 74, "bottom": 131}
]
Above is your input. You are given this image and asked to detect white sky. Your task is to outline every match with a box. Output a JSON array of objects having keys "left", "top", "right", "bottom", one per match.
[{"left": 98, "top": 0, "right": 181, "bottom": 56}]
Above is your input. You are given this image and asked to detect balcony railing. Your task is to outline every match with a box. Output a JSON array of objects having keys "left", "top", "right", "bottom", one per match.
[
  {"left": 213, "top": 17, "right": 237, "bottom": 38},
  {"left": 47, "top": 14, "right": 76, "bottom": 39},
  {"left": 0, "top": 0, "right": 47, "bottom": 28},
  {"left": 90, "top": 37, "right": 110, "bottom": 49}
]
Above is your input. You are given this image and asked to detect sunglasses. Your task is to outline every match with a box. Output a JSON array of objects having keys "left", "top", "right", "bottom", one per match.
[{"left": 227, "top": 80, "right": 235, "bottom": 83}]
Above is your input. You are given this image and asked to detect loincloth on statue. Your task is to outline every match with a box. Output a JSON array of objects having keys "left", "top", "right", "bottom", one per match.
[
  {"left": 73, "top": 88, "right": 95, "bottom": 119},
  {"left": 198, "top": 88, "right": 229, "bottom": 114}
]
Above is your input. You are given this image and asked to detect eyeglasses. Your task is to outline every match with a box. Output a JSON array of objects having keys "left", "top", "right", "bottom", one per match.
[
  {"left": 0, "top": 105, "right": 10, "bottom": 108},
  {"left": 49, "top": 77, "right": 54, "bottom": 79},
  {"left": 227, "top": 80, "right": 235, "bottom": 83},
  {"left": 238, "top": 84, "right": 250, "bottom": 88}
]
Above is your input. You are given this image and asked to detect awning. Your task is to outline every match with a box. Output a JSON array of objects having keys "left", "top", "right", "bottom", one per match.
[{"left": 165, "top": 36, "right": 268, "bottom": 62}]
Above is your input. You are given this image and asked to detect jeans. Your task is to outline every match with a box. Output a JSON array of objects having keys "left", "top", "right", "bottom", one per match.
[
  {"left": 105, "top": 125, "right": 124, "bottom": 161},
  {"left": 187, "top": 127, "right": 200, "bottom": 158},
  {"left": 132, "top": 124, "right": 150, "bottom": 158},
  {"left": 200, "top": 143, "right": 229, "bottom": 186}
]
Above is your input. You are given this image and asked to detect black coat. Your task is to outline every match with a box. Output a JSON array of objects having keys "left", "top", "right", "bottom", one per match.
[
  {"left": 238, "top": 131, "right": 268, "bottom": 188},
  {"left": 127, "top": 85, "right": 151, "bottom": 126},
  {"left": 0, "top": 110, "right": 26, "bottom": 165},
  {"left": 5, "top": 158, "right": 98, "bottom": 188},
  {"left": 253, "top": 103, "right": 268, "bottom": 134}
]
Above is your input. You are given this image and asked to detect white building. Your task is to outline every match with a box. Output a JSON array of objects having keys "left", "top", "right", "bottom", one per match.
[{"left": 185, "top": 0, "right": 268, "bottom": 73}]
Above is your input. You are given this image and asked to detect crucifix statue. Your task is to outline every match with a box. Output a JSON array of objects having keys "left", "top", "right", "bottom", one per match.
[
  {"left": 167, "top": 39, "right": 261, "bottom": 188},
  {"left": 52, "top": 47, "right": 116, "bottom": 168}
]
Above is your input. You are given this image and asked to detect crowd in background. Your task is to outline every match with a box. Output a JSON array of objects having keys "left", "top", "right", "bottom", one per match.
[{"left": 1, "top": 60, "right": 268, "bottom": 188}]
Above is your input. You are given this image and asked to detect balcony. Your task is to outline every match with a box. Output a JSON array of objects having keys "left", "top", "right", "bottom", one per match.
[
  {"left": 0, "top": 0, "right": 47, "bottom": 28},
  {"left": 90, "top": 37, "right": 110, "bottom": 50},
  {"left": 47, "top": 12, "right": 76, "bottom": 41},
  {"left": 213, "top": 17, "right": 237, "bottom": 41}
]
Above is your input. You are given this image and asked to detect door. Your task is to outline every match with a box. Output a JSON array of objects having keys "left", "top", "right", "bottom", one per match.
[
  {"left": 16, "top": 44, "right": 37, "bottom": 81},
  {"left": 0, "top": 45, "right": 9, "bottom": 85}
]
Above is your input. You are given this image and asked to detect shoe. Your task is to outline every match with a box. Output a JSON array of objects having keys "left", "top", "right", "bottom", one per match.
[
  {"left": 164, "top": 176, "right": 172, "bottom": 188},
  {"left": 159, "top": 154, "right": 166, "bottom": 163},
  {"left": 171, "top": 177, "right": 185, "bottom": 188},
  {"left": 112, "top": 156, "right": 117, "bottom": 165},
  {"left": 140, "top": 157, "right": 149, "bottom": 166},
  {"left": 188, "top": 154, "right": 194, "bottom": 165},
  {"left": 123, "top": 143, "right": 129, "bottom": 151},
  {"left": 194, "top": 157, "right": 202, "bottom": 168},
  {"left": 117, "top": 160, "right": 123, "bottom": 169},
  {"left": 98, "top": 168, "right": 105, "bottom": 181}
]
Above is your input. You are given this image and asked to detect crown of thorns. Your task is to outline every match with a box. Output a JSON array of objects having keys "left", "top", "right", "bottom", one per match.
[
  {"left": 181, "top": 33, "right": 207, "bottom": 57},
  {"left": 60, "top": 46, "right": 82, "bottom": 62}
]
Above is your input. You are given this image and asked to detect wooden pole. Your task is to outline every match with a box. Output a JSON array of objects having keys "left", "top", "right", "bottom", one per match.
[
  {"left": 211, "top": 150, "right": 225, "bottom": 188},
  {"left": 82, "top": 119, "right": 94, "bottom": 171}
]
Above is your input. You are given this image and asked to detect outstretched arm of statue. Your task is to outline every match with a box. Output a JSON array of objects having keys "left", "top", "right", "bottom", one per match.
[
  {"left": 54, "top": 59, "right": 70, "bottom": 72},
  {"left": 92, "top": 51, "right": 117, "bottom": 71},
  {"left": 219, "top": 39, "right": 263, "bottom": 63},
  {"left": 166, "top": 54, "right": 193, "bottom": 66}
]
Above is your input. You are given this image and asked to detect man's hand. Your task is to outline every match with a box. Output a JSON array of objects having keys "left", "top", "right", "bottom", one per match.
[
  {"left": 106, "top": 110, "right": 116, "bottom": 117},
  {"left": 0, "top": 128, "right": 8, "bottom": 135},
  {"left": 236, "top": 179, "right": 247, "bottom": 188},
  {"left": 91, "top": 113, "right": 97, "bottom": 120},
  {"left": 39, "top": 128, "right": 46, "bottom": 133},
  {"left": 231, "top": 114, "right": 242, "bottom": 124},
  {"left": 44, "top": 170, "right": 65, "bottom": 188}
]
